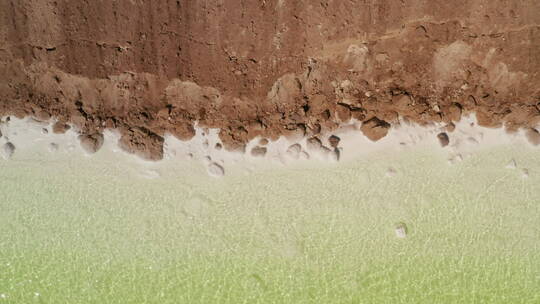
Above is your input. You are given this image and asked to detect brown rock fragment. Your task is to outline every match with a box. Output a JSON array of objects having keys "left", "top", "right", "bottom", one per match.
[
  {"left": 336, "top": 105, "right": 352, "bottom": 122},
  {"left": 286, "top": 143, "right": 302, "bottom": 159},
  {"left": 525, "top": 128, "right": 540, "bottom": 146},
  {"left": 446, "top": 103, "right": 462, "bottom": 122},
  {"left": 78, "top": 133, "right": 104, "bottom": 154},
  {"left": 476, "top": 111, "right": 502, "bottom": 128},
  {"left": 34, "top": 109, "right": 51, "bottom": 121},
  {"left": 360, "top": 118, "right": 391, "bottom": 141},
  {"left": 52, "top": 122, "right": 71, "bottom": 134},
  {"left": 118, "top": 128, "right": 164, "bottom": 160},
  {"left": 251, "top": 146, "right": 267, "bottom": 157},
  {"left": 170, "top": 122, "right": 196, "bottom": 141},
  {"left": 328, "top": 135, "right": 341, "bottom": 148},
  {"left": 437, "top": 132, "right": 450, "bottom": 147},
  {"left": 306, "top": 137, "right": 323, "bottom": 150},
  {"left": 2, "top": 142, "right": 15, "bottom": 159}
]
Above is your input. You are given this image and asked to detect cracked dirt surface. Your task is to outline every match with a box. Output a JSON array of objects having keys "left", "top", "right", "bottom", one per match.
[{"left": 1, "top": 0, "right": 539, "bottom": 159}]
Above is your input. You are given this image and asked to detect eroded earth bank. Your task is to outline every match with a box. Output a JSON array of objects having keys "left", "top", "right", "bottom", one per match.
[{"left": 1, "top": 0, "right": 539, "bottom": 160}]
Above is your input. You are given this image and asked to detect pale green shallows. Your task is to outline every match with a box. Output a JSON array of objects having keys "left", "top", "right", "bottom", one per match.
[{"left": 0, "top": 145, "right": 539, "bottom": 303}]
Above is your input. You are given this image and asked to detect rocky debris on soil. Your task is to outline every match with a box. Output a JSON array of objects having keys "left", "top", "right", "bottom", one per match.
[
  {"left": 259, "top": 138, "right": 269, "bottom": 146},
  {"left": 52, "top": 122, "right": 71, "bottom": 134},
  {"left": 2, "top": 142, "right": 15, "bottom": 159},
  {"left": 328, "top": 135, "right": 340, "bottom": 148},
  {"left": 207, "top": 162, "right": 225, "bottom": 177},
  {"left": 78, "top": 133, "right": 104, "bottom": 154},
  {"left": 360, "top": 118, "right": 390, "bottom": 141},
  {"left": 437, "top": 132, "right": 450, "bottom": 147},
  {"left": 250, "top": 146, "right": 267, "bottom": 157}
]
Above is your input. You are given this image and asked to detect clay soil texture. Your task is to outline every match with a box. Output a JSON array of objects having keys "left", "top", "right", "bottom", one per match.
[{"left": 1, "top": 0, "right": 539, "bottom": 159}]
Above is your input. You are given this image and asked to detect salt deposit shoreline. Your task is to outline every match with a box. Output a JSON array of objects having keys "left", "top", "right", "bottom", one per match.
[{"left": 1, "top": 115, "right": 538, "bottom": 178}]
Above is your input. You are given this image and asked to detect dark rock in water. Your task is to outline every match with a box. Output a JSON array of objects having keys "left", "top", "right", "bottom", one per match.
[
  {"left": 78, "top": 133, "right": 104, "bottom": 154},
  {"left": 525, "top": 128, "right": 540, "bottom": 146},
  {"left": 259, "top": 138, "right": 269, "bottom": 146},
  {"left": 286, "top": 143, "right": 302, "bottom": 159},
  {"left": 251, "top": 146, "right": 267, "bottom": 157},
  {"left": 48, "top": 142, "right": 59, "bottom": 152},
  {"left": 360, "top": 118, "right": 390, "bottom": 141},
  {"left": 52, "top": 122, "right": 71, "bottom": 134},
  {"left": 395, "top": 222, "right": 408, "bottom": 238},
  {"left": 437, "top": 132, "right": 450, "bottom": 147},
  {"left": 330, "top": 147, "right": 341, "bottom": 162},
  {"left": 118, "top": 128, "right": 164, "bottom": 160},
  {"left": 306, "top": 137, "right": 323, "bottom": 150},
  {"left": 207, "top": 162, "right": 225, "bottom": 177},
  {"left": 328, "top": 135, "right": 341, "bottom": 148},
  {"left": 2, "top": 142, "right": 15, "bottom": 159}
]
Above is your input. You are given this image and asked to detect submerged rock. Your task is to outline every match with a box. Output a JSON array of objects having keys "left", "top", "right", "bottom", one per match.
[
  {"left": 251, "top": 146, "right": 267, "bottom": 157},
  {"left": 386, "top": 167, "right": 397, "bottom": 177},
  {"left": 207, "top": 162, "right": 225, "bottom": 177},
  {"left": 506, "top": 159, "right": 517, "bottom": 169},
  {"left": 286, "top": 143, "right": 302, "bottom": 159},
  {"left": 525, "top": 128, "right": 540, "bottom": 146},
  {"left": 2, "top": 142, "right": 15, "bottom": 159},
  {"left": 78, "top": 133, "right": 104, "bottom": 154},
  {"left": 52, "top": 122, "right": 71, "bottom": 134},
  {"left": 360, "top": 118, "right": 390, "bottom": 141},
  {"left": 328, "top": 135, "right": 341, "bottom": 148},
  {"left": 437, "top": 132, "right": 450, "bottom": 147},
  {"left": 306, "top": 137, "right": 323, "bottom": 151},
  {"left": 395, "top": 222, "right": 408, "bottom": 238},
  {"left": 259, "top": 138, "right": 269, "bottom": 146},
  {"left": 48, "top": 142, "right": 59, "bottom": 152}
]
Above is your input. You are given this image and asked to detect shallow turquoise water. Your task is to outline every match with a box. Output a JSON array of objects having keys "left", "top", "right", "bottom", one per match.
[{"left": 0, "top": 145, "right": 539, "bottom": 303}]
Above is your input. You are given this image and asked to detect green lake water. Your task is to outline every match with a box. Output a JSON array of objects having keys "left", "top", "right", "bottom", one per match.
[{"left": 0, "top": 144, "right": 539, "bottom": 303}]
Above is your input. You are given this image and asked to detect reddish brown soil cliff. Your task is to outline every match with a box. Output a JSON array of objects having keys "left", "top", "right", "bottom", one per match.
[{"left": 1, "top": 1, "right": 539, "bottom": 159}]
